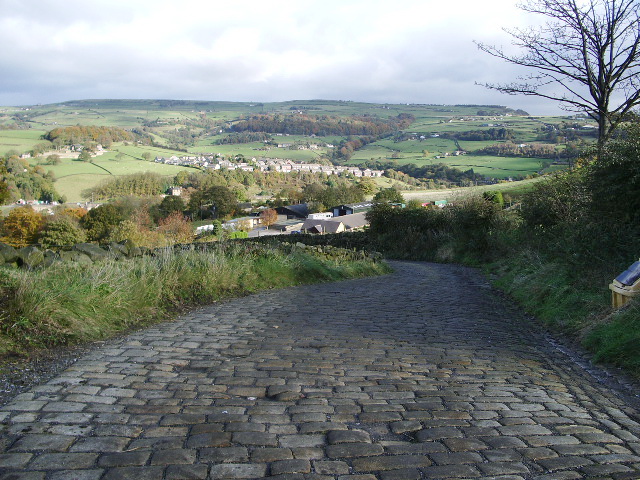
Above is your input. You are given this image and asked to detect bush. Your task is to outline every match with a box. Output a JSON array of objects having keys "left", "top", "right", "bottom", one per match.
[
  {"left": 519, "top": 169, "right": 590, "bottom": 231},
  {"left": 588, "top": 123, "right": 640, "bottom": 224},
  {"left": 39, "top": 217, "right": 86, "bottom": 248}
]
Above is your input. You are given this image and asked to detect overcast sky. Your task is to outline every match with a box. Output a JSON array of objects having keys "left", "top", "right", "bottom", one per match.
[{"left": 0, "top": 0, "right": 564, "bottom": 114}]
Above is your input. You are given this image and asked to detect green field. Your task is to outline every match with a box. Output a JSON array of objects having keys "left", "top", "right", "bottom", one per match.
[
  {"left": 0, "top": 130, "right": 50, "bottom": 155},
  {"left": 1, "top": 99, "right": 591, "bottom": 200},
  {"left": 26, "top": 143, "right": 195, "bottom": 202}
]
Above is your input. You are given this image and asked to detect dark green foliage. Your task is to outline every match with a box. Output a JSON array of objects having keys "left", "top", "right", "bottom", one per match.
[
  {"left": 366, "top": 204, "right": 451, "bottom": 260},
  {"left": 84, "top": 172, "right": 167, "bottom": 200},
  {"left": 152, "top": 195, "right": 186, "bottom": 222},
  {"left": 440, "top": 128, "right": 515, "bottom": 142},
  {"left": 519, "top": 170, "right": 590, "bottom": 231},
  {"left": 45, "top": 126, "right": 136, "bottom": 145},
  {"left": 188, "top": 185, "right": 238, "bottom": 220},
  {"left": 588, "top": 123, "right": 640, "bottom": 224},
  {"left": 232, "top": 113, "right": 414, "bottom": 136},
  {"left": 477, "top": 142, "right": 558, "bottom": 158},
  {"left": 81, "top": 204, "right": 125, "bottom": 242},
  {"left": 39, "top": 217, "right": 86, "bottom": 248},
  {"left": 373, "top": 187, "right": 404, "bottom": 204},
  {"left": 366, "top": 197, "right": 507, "bottom": 262}
]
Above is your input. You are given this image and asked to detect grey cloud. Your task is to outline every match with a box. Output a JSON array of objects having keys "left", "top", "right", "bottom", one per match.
[{"left": 0, "top": 0, "right": 563, "bottom": 114}]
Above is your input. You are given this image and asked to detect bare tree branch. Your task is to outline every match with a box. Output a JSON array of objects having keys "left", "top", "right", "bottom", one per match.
[{"left": 476, "top": 0, "right": 640, "bottom": 144}]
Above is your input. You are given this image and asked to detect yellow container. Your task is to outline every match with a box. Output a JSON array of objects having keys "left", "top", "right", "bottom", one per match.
[{"left": 609, "top": 279, "right": 640, "bottom": 308}]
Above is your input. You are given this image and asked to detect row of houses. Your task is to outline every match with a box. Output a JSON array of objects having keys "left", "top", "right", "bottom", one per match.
[{"left": 154, "top": 156, "right": 383, "bottom": 178}]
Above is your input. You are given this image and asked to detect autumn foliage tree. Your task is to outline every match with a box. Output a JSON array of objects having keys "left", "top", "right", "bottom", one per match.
[
  {"left": 1, "top": 206, "right": 45, "bottom": 247},
  {"left": 157, "top": 212, "right": 194, "bottom": 244},
  {"left": 260, "top": 208, "right": 278, "bottom": 230}
]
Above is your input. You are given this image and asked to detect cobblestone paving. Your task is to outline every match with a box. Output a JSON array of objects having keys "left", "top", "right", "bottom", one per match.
[{"left": 2, "top": 261, "right": 640, "bottom": 480}]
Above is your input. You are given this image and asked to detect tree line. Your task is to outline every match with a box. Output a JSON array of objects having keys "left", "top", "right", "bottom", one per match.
[
  {"left": 475, "top": 142, "right": 559, "bottom": 158},
  {"left": 216, "top": 132, "right": 273, "bottom": 145},
  {"left": 44, "top": 126, "right": 137, "bottom": 147},
  {"left": 440, "top": 128, "right": 515, "bottom": 142},
  {"left": 231, "top": 113, "right": 415, "bottom": 137}
]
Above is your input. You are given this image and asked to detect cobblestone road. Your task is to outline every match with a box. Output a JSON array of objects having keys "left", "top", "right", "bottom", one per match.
[{"left": 2, "top": 261, "right": 640, "bottom": 480}]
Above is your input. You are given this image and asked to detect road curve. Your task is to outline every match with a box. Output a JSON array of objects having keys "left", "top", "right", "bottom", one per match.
[{"left": 1, "top": 261, "right": 639, "bottom": 479}]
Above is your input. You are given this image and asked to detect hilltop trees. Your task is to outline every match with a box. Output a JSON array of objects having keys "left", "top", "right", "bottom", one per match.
[
  {"left": 477, "top": 0, "right": 640, "bottom": 143},
  {"left": 232, "top": 113, "right": 414, "bottom": 136},
  {"left": 45, "top": 126, "right": 136, "bottom": 145}
]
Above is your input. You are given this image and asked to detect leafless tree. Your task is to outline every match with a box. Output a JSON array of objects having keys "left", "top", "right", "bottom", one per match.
[{"left": 476, "top": 0, "right": 640, "bottom": 144}]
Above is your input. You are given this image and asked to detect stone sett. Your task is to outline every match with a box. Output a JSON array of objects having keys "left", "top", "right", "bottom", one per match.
[{"left": 2, "top": 262, "right": 640, "bottom": 480}]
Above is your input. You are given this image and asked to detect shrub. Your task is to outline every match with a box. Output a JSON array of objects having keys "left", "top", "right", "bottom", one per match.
[
  {"left": 519, "top": 169, "right": 590, "bottom": 231},
  {"left": 39, "top": 217, "right": 86, "bottom": 248},
  {"left": 588, "top": 123, "right": 640, "bottom": 224},
  {"left": 81, "top": 204, "right": 125, "bottom": 242}
]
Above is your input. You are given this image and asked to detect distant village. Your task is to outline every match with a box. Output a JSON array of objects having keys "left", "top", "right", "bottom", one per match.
[{"left": 154, "top": 155, "right": 384, "bottom": 178}]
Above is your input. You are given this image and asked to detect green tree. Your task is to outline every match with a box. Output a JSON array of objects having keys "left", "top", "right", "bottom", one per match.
[
  {"left": 174, "top": 170, "right": 190, "bottom": 186},
  {"left": 188, "top": 185, "right": 238, "bottom": 220},
  {"left": 357, "top": 178, "right": 377, "bottom": 195},
  {"left": 0, "top": 180, "right": 10, "bottom": 205},
  {"left": 588, "top": 122, "right": 640, "bottom": 223},
  {"left": 39, "top": 217, "right": 86, "bottom": 248},
  {"left": 141, "top": 152, "right": 152, "bottom": 162},
  {"left": 81, "top": 204, "right": 125, "bottom": 242},
  {"left": 78, "top": 150, "right": 91, "bottom": 162},
  {"left": 373, "top": 187, "right": 404, "bottom": 204},
  {"left": 153, "top": 195, "right": 186, "bottom": 222},
  {"left": 46, "top": 154, "right": 61, "bottom": 166}
]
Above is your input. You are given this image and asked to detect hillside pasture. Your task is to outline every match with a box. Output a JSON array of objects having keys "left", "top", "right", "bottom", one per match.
[
  {"left": 190, "top": 140, "right": 328, "bottom": 162},
  {"left": 349, "top": 151, "right": 545, "bottom": 179},
  {"left": 0, "top": 100, "right": 581, "bottom": 201},
  {"left": 28, "top": 147, "right": 193, "bottom": 201},
  {"left": 0, "top": 130, "right": 49, "bottom": 155}
]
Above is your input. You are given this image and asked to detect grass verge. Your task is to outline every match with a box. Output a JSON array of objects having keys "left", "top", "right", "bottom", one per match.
[{"left": 0, "top": 242, "right": 390, "bottom": 360}]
